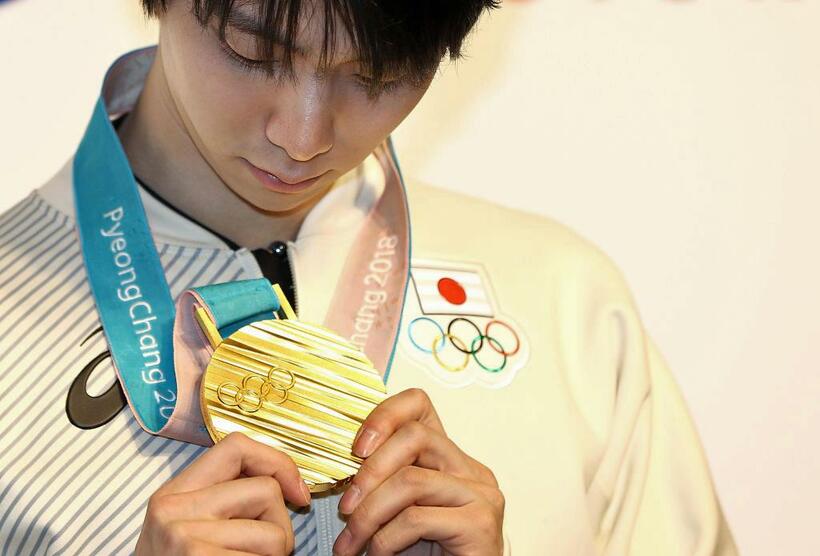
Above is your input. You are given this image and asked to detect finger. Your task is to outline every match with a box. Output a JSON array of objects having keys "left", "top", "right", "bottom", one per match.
[
  {"left": 157, "top": 432, "right": 310, "bottom": 506},
  {"left": 371, "top": 504, "right": 502, "bottom": 556},
  {"left": 164, "top": 476, "right": 292, "bottom": 529},
  {"left": 337, "top": 466, "right": 478, "bottom": 556},
  {"left": 167, "top": 519, "right": 291, "bottom": 556},
  {"left": 340, "top": 421, "right": 474, "bottom": 514},
  {"left": 340, "top": 506, "right": 470, "bottom": 556},
  {"left": 353, "top": 388, "right": 444, "bottom": 458},
  {"left": 171, "top": 538, "right": 257, "bottom": 556}
]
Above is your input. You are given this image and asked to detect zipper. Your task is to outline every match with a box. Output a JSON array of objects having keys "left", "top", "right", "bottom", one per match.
[
  {"left": 284, "top": 240, "right": 300, "bottom": 318},
  {"left": 248, "top": 241, "right": 299, "bottom": 317},
  {"left": 315, "top": 493, "right": 345, "bottom": 556}
]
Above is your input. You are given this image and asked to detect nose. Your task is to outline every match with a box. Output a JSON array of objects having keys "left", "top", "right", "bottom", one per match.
[{"left": 265, "top": 75, "right": 334, "bottom": 162}]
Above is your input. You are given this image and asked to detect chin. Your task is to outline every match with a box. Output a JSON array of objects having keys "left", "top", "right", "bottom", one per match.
[{"left": 239, "top": 186, "right": 318, "bottom": 214}]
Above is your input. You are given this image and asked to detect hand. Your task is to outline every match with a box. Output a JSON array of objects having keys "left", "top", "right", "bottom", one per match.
[
  {"left": 333, "top": 388, "right": 505, "bottom": 556},
  {"left": 136, "top": 432, "right": 311, "bottom": 556}
]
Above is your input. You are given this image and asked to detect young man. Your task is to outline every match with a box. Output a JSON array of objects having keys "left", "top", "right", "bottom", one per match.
[{"left": 0, "top": 0, "right": 737, "bottom": 554}]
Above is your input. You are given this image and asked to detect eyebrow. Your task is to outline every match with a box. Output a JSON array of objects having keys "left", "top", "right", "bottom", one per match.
[
  {"left": 225, "top": 9, "right": 361, "bottom": 65},
  {"left": 226, "top": 11, "right": 309, "bottom": 58}
]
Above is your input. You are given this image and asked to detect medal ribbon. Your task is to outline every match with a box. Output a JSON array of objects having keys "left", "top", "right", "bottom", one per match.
[
  {"left": 74, "top": 96, "right": 178, "bottom": 434},
  {"left": 73, "top": 47, "right": 411, "bottom": 443}
]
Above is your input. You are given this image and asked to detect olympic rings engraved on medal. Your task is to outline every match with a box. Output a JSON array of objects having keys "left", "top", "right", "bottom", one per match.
[
  {"left": 408, "top": 317, "right": 446, "bottom": 354},
  {"left": 217, "top": 366, "right": 296, "bottom": 414},
  {"left": 484, "top": 319, "right": 520, "bottom": 356}
]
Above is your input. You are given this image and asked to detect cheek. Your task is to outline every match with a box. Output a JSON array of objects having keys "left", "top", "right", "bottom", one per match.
[
  {"left": 166, "top": 31, "right": 261, "bottom": 153},
  {"left": 185, "top": 70, "right": 255, "bottom": 143},
  {"left": 336, "top": 88, "right": 428, "bottom": 159}
]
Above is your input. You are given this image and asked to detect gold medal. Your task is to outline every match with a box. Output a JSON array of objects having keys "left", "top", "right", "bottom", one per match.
[{"left": 195, "top": 284, "right": 387, "bottom": 493}]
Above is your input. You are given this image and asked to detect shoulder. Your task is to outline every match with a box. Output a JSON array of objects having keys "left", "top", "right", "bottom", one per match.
[
  {"left": 405, "top": 179, "right": 639, "bottom": 311},
  {"left": 0, "top": 191, "right": 73, "bottom": 250},
  {"left": 0, "top": 155, "right": 74, "bottom": 226},
  {"left": 0, "top": 159, "right": 77, "bottom": 279}
]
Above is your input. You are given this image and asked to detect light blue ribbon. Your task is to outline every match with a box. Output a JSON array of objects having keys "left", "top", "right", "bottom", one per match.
[
  {"left": 73, "top": 97, "right": 180, "bottom": 433},
  {"left": 194, "top": 279, "right": 281, "bottom": 338}
]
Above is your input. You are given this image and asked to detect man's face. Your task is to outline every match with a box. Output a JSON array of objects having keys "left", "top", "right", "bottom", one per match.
[{"left": 158, "top": 0, "right": 434, "bottom": 213}]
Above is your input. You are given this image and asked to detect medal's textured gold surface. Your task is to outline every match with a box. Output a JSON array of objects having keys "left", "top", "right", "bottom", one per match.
[{"left": 197, "top": 285, "right": 387, "bottom": 493}]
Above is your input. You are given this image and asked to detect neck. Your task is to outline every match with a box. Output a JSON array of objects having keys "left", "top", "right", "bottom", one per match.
[{"left": 116, "top": 48, "right": 321, "bottom": 250}]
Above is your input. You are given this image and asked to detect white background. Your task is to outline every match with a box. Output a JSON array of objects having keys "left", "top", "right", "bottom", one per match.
[{"left": 1, "top": 1, "right": 817, "bottom": 553}]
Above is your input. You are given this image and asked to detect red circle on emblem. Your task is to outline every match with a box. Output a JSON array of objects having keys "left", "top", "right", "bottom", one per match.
[{"left": 437, "top": 278, "right": 467, "bottom": 305}]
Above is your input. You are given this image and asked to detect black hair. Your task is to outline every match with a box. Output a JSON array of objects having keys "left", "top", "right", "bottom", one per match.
[{"left": 141, "top": 0, "right": 500, "bottom": 96}]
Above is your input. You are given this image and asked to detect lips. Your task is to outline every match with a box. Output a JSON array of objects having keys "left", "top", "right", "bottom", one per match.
[
  {"left": 259, "top": 166, "right": 319, "bottom": 185},
  {"left": 243, "top": 158, "right": 326, "bottom": 194}
]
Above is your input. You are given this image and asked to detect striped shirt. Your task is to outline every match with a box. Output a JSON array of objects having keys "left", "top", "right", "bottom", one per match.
[{"left": 0, "top": 189, "right": 323, "bottom": 554}]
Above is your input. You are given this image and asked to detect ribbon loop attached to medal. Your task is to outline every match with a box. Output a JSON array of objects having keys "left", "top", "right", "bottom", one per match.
[{"left": 194, "top": 278, "right": 281, "bottom": 337}]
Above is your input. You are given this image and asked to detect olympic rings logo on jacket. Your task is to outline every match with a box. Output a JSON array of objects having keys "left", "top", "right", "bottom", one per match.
[{"left": 407, "top": 316, "right": 521, "bottom": 373}]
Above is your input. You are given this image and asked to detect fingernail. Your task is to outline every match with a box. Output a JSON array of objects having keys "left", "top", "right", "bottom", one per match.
[
  {"left": 355, "top": 428, "right": 378, "bottom": 457},
  {"left": 352, "top": 425, "right": 364, "bottom": 446},
  {"left": 339, "top": 484, "right": 361, "bottom": 515},
  {"left": 334, "top": 527, "right": 352, "bottom": 556},
  {"left": 300, "top": 481, "right": 311, "bottom": 506}
]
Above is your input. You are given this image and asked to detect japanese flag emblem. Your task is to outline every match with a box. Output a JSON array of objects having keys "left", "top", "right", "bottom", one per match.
[{"left": 410, "top": 266, "right": 494, "bottom": 317}]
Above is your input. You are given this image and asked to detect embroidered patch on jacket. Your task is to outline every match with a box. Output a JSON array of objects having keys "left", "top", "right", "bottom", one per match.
[{"left": 398, "top": 258, "right": 529, "bottom": 389}]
